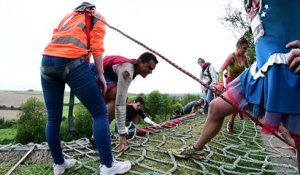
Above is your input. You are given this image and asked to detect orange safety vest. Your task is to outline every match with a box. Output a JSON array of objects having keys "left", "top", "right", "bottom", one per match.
[{"left": 43, "top": 11, "right": 105, "bottom": 59}]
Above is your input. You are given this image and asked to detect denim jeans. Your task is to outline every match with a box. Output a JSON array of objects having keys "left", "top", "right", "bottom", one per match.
[
  {"left": 41, "top": 55, "right": 113, "bottom": 167},
  {"left": 204, "top": 89, "right": 214, "bottom": 114}
]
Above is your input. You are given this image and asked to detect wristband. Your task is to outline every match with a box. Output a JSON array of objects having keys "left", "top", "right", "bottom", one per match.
[
  {"left": 218, "top": 72, "right": 223, "bottom": 83},
  {"left": 217, "top": 82, "right": 224, "bottom": 91}
]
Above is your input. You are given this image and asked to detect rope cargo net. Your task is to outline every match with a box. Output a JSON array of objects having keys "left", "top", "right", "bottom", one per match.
[{"left": 0, "top": 114, "right": 297, "bottom": 175}]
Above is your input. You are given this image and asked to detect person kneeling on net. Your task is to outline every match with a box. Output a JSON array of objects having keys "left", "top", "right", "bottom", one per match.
[
  {"left": 182, "top": 99, "right": 204, "bottom": 115},
  {"left": 91, "top": 96, "right": 161, "bottom": 145},
  {"left": 115, "top": 96, "right": 161, "bottom": 138}
]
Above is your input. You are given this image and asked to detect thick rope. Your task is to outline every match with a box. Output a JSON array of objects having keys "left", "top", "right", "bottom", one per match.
[
  {"left": 1, "top": 116, "right": 297, "bottom": 174},
  {"left": 99, "top": 18, "right": 295, "bottom": 148}
]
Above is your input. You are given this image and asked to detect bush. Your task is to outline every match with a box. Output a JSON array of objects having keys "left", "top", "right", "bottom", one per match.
[
  {"left": 153, "top": 114, "right": 165, "bottom": 124},
  {"left": 0, "top": 118, "right": 16, "bottom": 129},
  {"left": 0, "top": 118, "right": 4, "bottom": 125},
  {"left": 74, "top": 103, "right": 93, "bottom": 138},
  {"left": 15, "top": 97, "right": 46, "bottom": 144},
  {"left": 60, "top": 117, "right": 78, "bottom": 141}
]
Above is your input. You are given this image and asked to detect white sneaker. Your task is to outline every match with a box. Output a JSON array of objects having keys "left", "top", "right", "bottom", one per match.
[
  {"left": 100, "top": 159, "right": 131, "bottom": 175},
  {"left": 53, "top": 158, "right": 76, "bottom": 175}
]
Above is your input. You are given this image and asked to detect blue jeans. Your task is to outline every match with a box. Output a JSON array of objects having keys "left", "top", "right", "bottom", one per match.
[
  {"left": 204, "top": 89, "right": 214, "bottom": 114},
  {"left": 41, "top": 55, "right": 113, "bottom": 167}
]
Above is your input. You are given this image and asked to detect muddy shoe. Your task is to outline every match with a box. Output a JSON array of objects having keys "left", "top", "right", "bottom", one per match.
[
  {"left": 239, "top": 113, "right": 244, "bottom": 120},
  {"left": 226, "top": 121, "right": 234, "bottom": 133},
  {"left": 172, "top": 146, "right": 205, "bottom": 159}
]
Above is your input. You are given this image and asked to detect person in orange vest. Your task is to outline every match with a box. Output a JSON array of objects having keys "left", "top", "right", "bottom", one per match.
[
  {"left": 89, "top": 52, "right": 159, "bottom": 151},
  {"left": 40, "top": 2, "right": 131, "bottom": 175}
]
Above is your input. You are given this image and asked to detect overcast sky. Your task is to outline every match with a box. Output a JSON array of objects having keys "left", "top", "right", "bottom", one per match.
[{"left": 0, "top": 0, "right": 244, "bottom": 94}]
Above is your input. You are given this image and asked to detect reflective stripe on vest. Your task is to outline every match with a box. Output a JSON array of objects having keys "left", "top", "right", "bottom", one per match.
[
  {"left": 49, "top": 12, "right": 99, "bottom": 51},
  {"left": 50, "top": 36, "right": 87, "bottom": 49},
  {"left": 50, "top": 14, "right": 88, "bottom": 49}
]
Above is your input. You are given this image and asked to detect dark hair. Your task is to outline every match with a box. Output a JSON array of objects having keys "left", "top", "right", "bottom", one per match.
[
  {"left": 74, "top": 2, "right": 96, "bottom": 12},
  {"left": 198, "top": 58, "right": 205, "bottom": 64},
  {"left": 236, "top": 37, "right": 248, "bottom": 47},
  {"left": 135, "top": 96, "right": 144, "bottom": 104},
  {"left": 138, "top": 52, "right": 158, "bottom": 64}
]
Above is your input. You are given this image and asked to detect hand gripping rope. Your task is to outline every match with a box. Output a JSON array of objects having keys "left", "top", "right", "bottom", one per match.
[{"left": 98, "top": 18, "right": 295, "bottom": 149}]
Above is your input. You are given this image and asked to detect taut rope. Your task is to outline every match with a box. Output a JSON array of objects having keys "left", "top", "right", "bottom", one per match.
[{"left": 99, "top": 19, "right": 295, "bottom": 148}]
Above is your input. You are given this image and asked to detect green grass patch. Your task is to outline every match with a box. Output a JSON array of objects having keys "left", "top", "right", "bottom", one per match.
[
  {"left": 0, "top": 114, "right": 290, "bottom": 174},
  {"left": 0, "top": 162, "right": 14, "bottom": 174},
  {"left": 0, "top": 127, "right": 17, "bottom": 144}
]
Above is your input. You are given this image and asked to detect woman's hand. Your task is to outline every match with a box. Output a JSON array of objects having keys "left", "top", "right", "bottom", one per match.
[
  {"left": 98, "top": 74, "right": 107, "bottom": 95},
  {"left": 286, "top": 40, "right": 300, "bottom": 73},
  {"left": 217, "top": 82, "right": 224, "bottom": 92},
  {"left": 118, "top": 135, "right": 127, "bottom": 152}
]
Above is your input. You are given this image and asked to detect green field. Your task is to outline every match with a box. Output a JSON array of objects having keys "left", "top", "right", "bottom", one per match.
[{"left": 0, "top": 127, "right": 17, "bottom": 144}]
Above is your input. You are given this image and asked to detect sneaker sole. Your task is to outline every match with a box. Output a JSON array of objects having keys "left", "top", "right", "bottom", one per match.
[
  {"left": 111, "top": 162, "right": 131, "bottom": 175},
  {"left": 172, "top": 149, "right": 205, "bottom": 160},
  {"left": 118, "top": 163, "right": 131, "bottom": 174}
]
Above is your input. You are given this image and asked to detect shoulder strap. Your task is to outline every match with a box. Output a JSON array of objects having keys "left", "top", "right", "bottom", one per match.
[
  {"left": 74, "top": 2, "right": 97, "bottom": 63},
  {"left": 84, "top": 12, "right": 93, "bottom": 63},
  {"left": 206, "top": 64, "right": 212, "bottom": 84},
  {"left": 231, "top": 53, "right": 236, "bottom": 64}
]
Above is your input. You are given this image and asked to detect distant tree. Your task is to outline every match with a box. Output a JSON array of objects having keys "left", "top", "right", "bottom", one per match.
[
  {"left": 180, "top": 94, "right": 200, "bottom": 106},
  {"left": 169, "top": 95, "right": 182, "bottom": 112},
  {"left": 128, "top": 93, "right": 146, "bottom": 103},
  {"left": 130, "top": 92, "right": 202, "bottom": 124},
  {"left": 127, "top": 96, "right": 136, "bottom": 103},
  {"left": 220, "top": 3, "right": 249, "bottom": 38},
  {"left": 144, "top": 90, "right": 163, "bottom": 116}
]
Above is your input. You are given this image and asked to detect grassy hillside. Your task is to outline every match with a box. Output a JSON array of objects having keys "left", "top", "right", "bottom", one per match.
[
  {"left": 0, "top": 115, "right": 298, "bottom": 175},
  {"left": 0, "top": 90, "right": 76, "bottom": 120}
]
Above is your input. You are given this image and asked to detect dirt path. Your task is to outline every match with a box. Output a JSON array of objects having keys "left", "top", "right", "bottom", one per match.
[
  {"left": 0, "top": 110, "right": 20, "bottom": 120},
  {"left": 262, "top": 133, "right": 298, "bottom": 174}
]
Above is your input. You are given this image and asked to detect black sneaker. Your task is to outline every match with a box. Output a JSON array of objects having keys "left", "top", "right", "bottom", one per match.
[
  {"left": 239, "top": 113, "right": 244, "bottom": 120},
  {"left": 226, "top": 121, "right": 234, "bottom": 132},
  {"left": 172, "top": 146, "right": 205, "bottom": 159}
]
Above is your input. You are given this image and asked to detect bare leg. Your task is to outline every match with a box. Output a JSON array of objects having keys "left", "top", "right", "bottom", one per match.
[
  {"left": 193, "top": 92, "right": 237, "bottom": 150},
  {"left": 229, "top": 113, "right": 237, "bottom": 122},
  {"left": 107, "top": 101, "right": 115, "bottom": 123},
  {"left": 226, "top": 113, "right": 237, "bottom": 132},
  {"left": 294, "top": 140, "right": 300, "bottom": 173}
]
